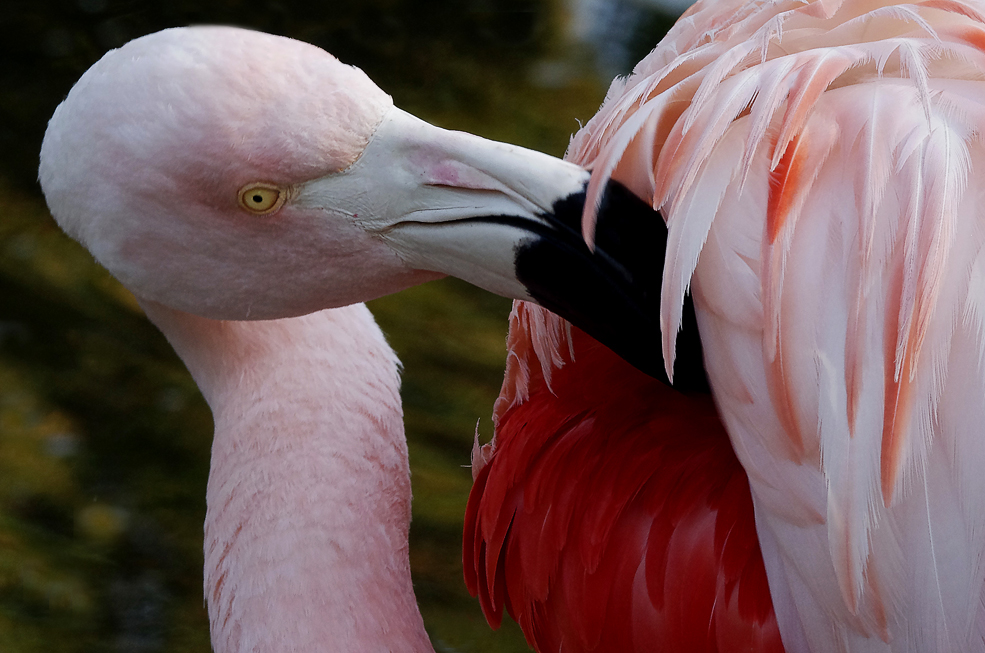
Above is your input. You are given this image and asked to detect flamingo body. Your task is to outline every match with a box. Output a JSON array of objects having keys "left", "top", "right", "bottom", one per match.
[
  {"left": 465, "top": 303, "right": 782, "bottom": 652},
  {"left": 469, "top": 0, "right": 985, "bottom": 650}
]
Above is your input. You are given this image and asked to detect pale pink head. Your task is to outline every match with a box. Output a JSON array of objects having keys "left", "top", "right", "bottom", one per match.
[
  {"left": 40, "top": 26, "right": 664, "bottom": 373},
  {"left": 39, "top": 27, "right": 432, "bottom": 318}
]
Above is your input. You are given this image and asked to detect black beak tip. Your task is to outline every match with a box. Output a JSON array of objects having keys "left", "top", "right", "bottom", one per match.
[{"left": 514, "top": 179, "right": 710, "bottom": 394}]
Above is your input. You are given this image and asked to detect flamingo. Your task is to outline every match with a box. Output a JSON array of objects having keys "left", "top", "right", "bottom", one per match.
[
  {"left": 465, "top": 0, "right": 985, "bottom": 651},
  {"left": 37, "top": 26, "right": 666, "bottom": 652}
]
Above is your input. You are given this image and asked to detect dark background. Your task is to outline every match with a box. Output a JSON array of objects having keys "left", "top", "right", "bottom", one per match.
[{"left": 0, "top": 0, "right": 678, "bottom": 650}]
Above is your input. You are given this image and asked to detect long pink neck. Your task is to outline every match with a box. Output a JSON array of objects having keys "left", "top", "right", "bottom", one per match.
[{"left": 140, "top": 301, "right": 434, "bottom": 653}]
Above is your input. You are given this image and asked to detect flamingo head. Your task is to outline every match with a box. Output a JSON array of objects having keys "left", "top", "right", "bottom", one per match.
[
  {"left": 40, "top": 27, "right": 448, "bottom": 318},
  {"left": 40, "top": 27, "right": 668, "bottom": 378}
]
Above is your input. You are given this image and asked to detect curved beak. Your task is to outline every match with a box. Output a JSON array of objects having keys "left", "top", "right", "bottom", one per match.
[{"left": 297, "top": 108, "right": 695, "bottom": 385}]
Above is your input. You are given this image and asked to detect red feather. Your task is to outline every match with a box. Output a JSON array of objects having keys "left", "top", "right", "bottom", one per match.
[{"left": 464, "top": 309, "right": 784, "bottom": 652}]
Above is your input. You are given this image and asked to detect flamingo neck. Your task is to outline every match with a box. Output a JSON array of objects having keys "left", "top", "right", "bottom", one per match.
[{"left": 140, "top": 300, "right": 433, "bottom": 653}]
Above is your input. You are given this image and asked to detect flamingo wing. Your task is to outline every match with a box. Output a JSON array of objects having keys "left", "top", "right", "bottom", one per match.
[
  {"left": 464, "top": 304, "right": 783, "bottom": 653},
  {"left": 563, "top": 0, "right": 985, "bottom": 649}
]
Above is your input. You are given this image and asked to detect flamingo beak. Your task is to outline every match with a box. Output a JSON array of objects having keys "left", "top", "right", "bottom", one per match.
[{"left": 296, "top": 107, "right": 693, "bottom": 385}]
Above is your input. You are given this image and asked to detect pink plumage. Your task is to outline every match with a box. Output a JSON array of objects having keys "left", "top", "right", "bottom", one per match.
[
  {"left": 142, "top": 302, "right": 433, "bottom": 652},
  {"left": 469, "top": 0, "right": 985, "bottom": 650}
]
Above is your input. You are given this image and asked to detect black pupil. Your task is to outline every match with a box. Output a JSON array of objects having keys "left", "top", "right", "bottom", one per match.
[{"left": 252, "top": 194, "right": 264, "bottom": 203}]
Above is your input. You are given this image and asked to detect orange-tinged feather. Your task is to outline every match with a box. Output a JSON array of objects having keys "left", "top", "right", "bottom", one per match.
[
  {"left": 881, "top": 266, "right": 914, "bottom": 506},
  {"left": 767, "top": 132, "right": 806, "bottom": 244},
  {"left": 767, "top": 330, "right": 808, "bottom": 460},
  {"left": 951, "top": 24, "right": 985, "bottom": 51},
  {"left": 773, "top": 56, "right": 847, "bottom": 168},
  {"left": 864, "top": 560, "right": 891, "bottom": 643},
  {"left": 918, "top": 0, "right": 985, "bottom": 22},
  {"left": 881, "top": 325, "right": 916, "bottom": 506},
  {"left": 763, "top": 131, "right": 811, "bottom": 459}
]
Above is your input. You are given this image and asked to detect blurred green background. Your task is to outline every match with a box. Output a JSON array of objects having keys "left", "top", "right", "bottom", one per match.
[{"left": 0, "top": 0, "right": 679, "bottom": 650}]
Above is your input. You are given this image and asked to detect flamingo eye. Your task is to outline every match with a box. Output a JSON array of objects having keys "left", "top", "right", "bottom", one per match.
[{"left": 238, "top": 184, "right": 284, "bottom": 214}]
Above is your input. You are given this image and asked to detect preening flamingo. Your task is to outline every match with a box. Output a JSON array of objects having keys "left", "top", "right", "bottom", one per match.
[
  {"left": 466, "top": 0, "right": 985, "bottom": 651},
  {"left": 37, "top": 26, "right": 665, "bottom": 652}
]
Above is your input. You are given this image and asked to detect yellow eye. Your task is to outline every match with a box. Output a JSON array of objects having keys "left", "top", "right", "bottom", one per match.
[{"left": 238, "top": 184, "right": 285, "bottom": 214}]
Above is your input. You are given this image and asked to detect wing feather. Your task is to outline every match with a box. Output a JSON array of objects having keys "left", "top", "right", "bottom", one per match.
[{"left": 464, "top": 306, "right": 784, "bottom": 652}]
